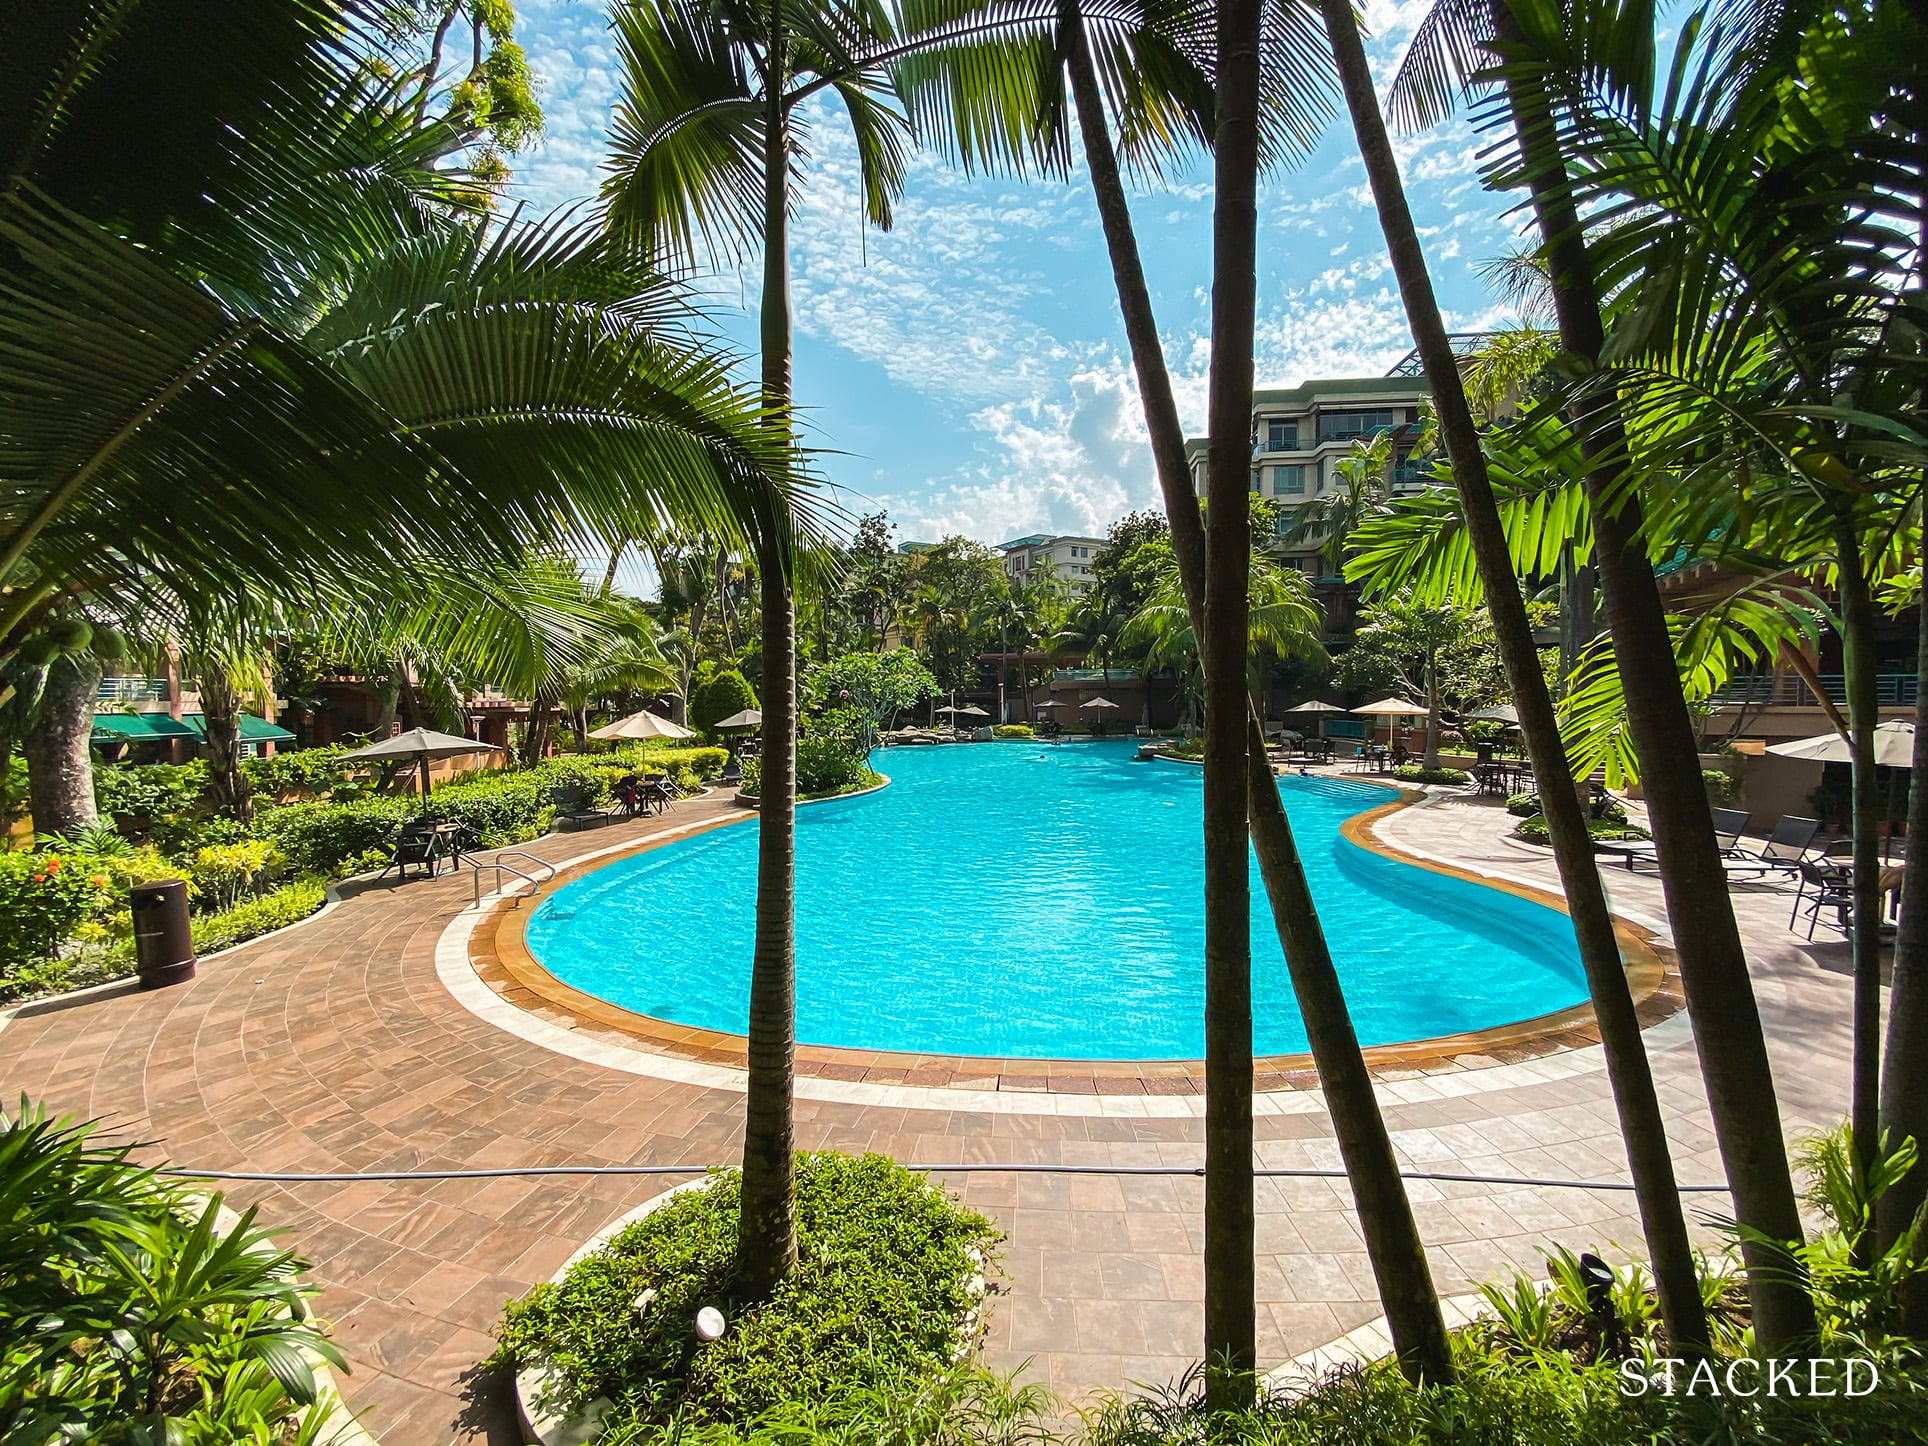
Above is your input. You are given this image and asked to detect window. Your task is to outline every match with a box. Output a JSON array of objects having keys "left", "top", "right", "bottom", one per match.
[
  {"left": 1264, "top": 418, "right": 1299, "bottom": 452},
  {"left": 1317, "top": 408, "right": 1400, "bottom": 441},
  {"left": 1391, "top": 450, "right": 1428, "bottom": 488},
  {"left": 1272, "top": 464, "right": 1305, "bottom": 496}
]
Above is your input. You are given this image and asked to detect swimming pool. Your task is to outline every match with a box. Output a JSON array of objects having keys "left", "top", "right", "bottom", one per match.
[{"left": 523, "top": 742, "right": 1588, "bottom": 1061}]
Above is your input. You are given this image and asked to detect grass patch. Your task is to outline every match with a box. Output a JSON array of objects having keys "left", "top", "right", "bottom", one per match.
[{"left": 495, "top": 1152, "right": 998, "bottom": 1432}]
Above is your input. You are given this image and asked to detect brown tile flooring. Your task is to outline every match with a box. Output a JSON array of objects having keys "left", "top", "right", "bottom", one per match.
[{"left": 0, "top": 786, "right": 1860, "bottom": 1442}]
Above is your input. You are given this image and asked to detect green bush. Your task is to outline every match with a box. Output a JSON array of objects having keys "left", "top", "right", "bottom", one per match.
[
  {"left": 94, "top": 761, "right": 208, "bottom": 840},
  {"left": 1515, "top": 815, "right": 1649, "bottom": 845},
  {"left": 738, "top": 757, "right": 761, "bottom": 796},
  {"left": 796, "top": 737, "right": 872, "bottom": 797},
  {"left": 691, "top": 670, "right": 759, "bottom": 736},
  {"left": 636, "top": 744, "right": 730, "bottom": 781},
  {"left": 0, "top": 1103, "right": 347, "bottom": 1444},
  {"left": 192, "top": 877, "right": 327, "bottom": 955},
  {"left": 496, "top": 1152, "right": 997, "bottom": 1432},
  {"left": 254, "top": 796, "right": 412, "bottom": 876},
  {"left": 239, "top": 743, "right": 367, "bottom": 800},
  {"left": 1506, "top": 791, "right": 1541, "bottom": 817},
  {"left": 1393, "top": 765, "right": 1471, "bottom": 785},
  {"left": 1704, "top": 767, "right": 1740, "bottom": 803},
  {"left": 1508, "top": 790, "right": 1628, "bottom": 823},
  {"left": 184, "top": 839, "right": 283, "bottom": 910},
  {"left": 0, "top": 848, "right": 118, "bottom": 978},
  {"left": 991, "top": 723, "right": 1033, "bottom": 739}
]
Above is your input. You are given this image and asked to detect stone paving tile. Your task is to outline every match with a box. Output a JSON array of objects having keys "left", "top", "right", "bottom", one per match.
[{"left": 0, "top": 786, "right": 1866, "bottom": 1441}]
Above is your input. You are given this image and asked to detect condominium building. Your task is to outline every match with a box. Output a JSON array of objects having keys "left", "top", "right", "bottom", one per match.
[
  {"left": 998, "top": 533, "right": 1108, "bottom": 589},
  {"left": 1186, "top": 372, "right": 1436, "bottom": 577}
]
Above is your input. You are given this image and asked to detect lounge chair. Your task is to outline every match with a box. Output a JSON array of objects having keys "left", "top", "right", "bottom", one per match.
[
  {"left": 379, "top": 822, "right": 448, "bottom": 881},
  {"left": 1721, "top": 814, "right": 1820, "bottom": 880},
  {"left": 547, "top": 784, "right": 616, "bottom": 831},
  {"left": 1592, "top": 807, "right": 1749, "bottom": 872}
]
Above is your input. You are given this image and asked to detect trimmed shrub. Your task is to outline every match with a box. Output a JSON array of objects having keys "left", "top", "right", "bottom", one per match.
[
  {"left": 184, "top": 839, "right": 283, "bottom": 911},
  {"left": 1392, "top": 765, "right": 1471, "bottom": 785},
  {"left": 1515, "top": 815, "right": 1649, "bottom": 845},
  {"left": 0, "top": 850, "right": 118, "bottom": 978},
  {"left": 240, "top": 743, "right": 371, "bottom": 801},
  {"left": 495, "top": 1153, "right": 997, "bottom": 1431},
  {"left": 634, "top": 744, "right": 729, "bottom": 781},
  {"left": 254, "top": 797, "right": 412, "bottom": 876},
  {"left": 690, "top": 670, "right": 758, "bottom": 735},
  {"left": 192, "top": 877, "right": 327, "bottom": 954},
  {"left": 992, "top": 723, "right": 1033, "bottom": 739},
  {"left": 1705, "top": 767, "right": 1740, "bottom": 803}
]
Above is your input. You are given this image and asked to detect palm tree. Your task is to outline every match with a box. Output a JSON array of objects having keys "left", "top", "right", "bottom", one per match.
[
  {"left": 904, "top": 0, "right": 1462, "bottom": 1385},
  {"left": 1124, "top": 552, "right": 1325, "bottom": 689},
  {"left": 1280, "top": 431, "right": 1394, "bottom": 576},
  {"left": 1319, "top": 0, "right": 1719, "bottom": 1356},
  {"left": 604, "top": 0, "right": 942, "bottom": 1297},
  {"left": 4, "top": 6, "right": 806, "bottom": 686},
  {"left": 1350, "top": 592, "right": 1464, "bottom": 769}
]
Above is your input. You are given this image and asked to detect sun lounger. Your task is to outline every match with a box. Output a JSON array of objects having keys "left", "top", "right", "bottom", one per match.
[
  {"left": 1720, "top": 814, "right": 1820, "bottom": 880},
  {"left": 1592, "top": 807, "right": 1750, "bottom": 871}
]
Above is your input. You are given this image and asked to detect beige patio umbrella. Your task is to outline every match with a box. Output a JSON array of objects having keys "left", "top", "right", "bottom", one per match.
[
  {"left": 1285, "top": 700, "right": 1347, "bottom": 713},
  {"left": 589, "top": 708, "right": 697, "bottom": 741},
  {"left": 1351, "top": 696, "right": 1429, "bottom": 716},
  {"left": 713, "top": 708, "right": 763, "bottom": 731},
  {"left": 340, "top": 727, "right": 501, "bottom": 813},
  {"left": 1768, "top": 720, "right": 1915, "bottom": 767},
  {"left": 1080, "top": 697, "right": 1120, "bottom": 710}
]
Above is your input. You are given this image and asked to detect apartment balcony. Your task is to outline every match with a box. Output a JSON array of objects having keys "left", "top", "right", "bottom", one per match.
[
  {"left": 1708, "top": 672, "right": 1918, "bottom": 708},
  {"left": 95, "top": 677, "right": 170, "bottom": 710}
]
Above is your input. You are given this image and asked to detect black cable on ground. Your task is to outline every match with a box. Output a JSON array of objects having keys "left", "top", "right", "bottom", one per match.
[{"left": 161, "top": 1162, "right": 1733, "bottom": 1194}]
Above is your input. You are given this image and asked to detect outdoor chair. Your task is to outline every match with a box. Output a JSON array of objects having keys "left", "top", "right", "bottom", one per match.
[
  {"left": 1790, "top": 857, "right": 1854, "bottom": 938},
  {"left": 1595, "top": 806, "right": 1751, "bottom": 872},
  {"left": 547, "top": 785, "right": 616, "bottom": 831},
  {"left": 640, "top": 777, "right": 677, "bottom": 813},
  {"left": 379, "top": 823, "right": 445, "bottom": 882},
  {"left": 1722, "top": 814, "right": 1820, "bottom": 881}
]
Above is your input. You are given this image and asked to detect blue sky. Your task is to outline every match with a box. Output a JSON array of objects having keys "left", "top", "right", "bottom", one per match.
[{"left": 507, "top": 0, "right": 1524, "bottom": 557}]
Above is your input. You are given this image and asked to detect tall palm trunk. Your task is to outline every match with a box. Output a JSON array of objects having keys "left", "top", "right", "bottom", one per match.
[
  {"left": 1422, "top": 652, "right": 1441, "bottom": 769},
  {"left": 737, "top": 49, "right": 799, "bottom": 1299},
  {"left": 1878, "top": 592, "right": 1928, "bottom": 1328},
  {"left": 1325, "top": 0, "right": 1710, "bottom": 1356},
  {"left": 200, "top": 669, "right": 253, "bottom": 823},
  {"left": 1486, "top": 2, "right": 1808, "bottom": 1349},
  {"left": 1202, "top": 0, "right": 1260, "bottom": 1397},
  {"left": 1060, "top": 0, "right": 1450, "bottom": 1384},
  {"left": 23, "top": 653, "right": 101, "bottom": 837},
  {"left": 1832, "top": 509, "right": 1883, "bottom": 1202}
]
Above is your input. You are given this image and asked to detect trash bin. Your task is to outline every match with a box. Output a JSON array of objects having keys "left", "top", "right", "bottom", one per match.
[{"left": 131, "top": 880, "right": 196, "bottom": 989}]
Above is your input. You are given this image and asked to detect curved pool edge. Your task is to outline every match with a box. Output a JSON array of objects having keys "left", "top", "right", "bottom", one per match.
[{"left": 459, "top": 775, "right": 1682, "bottom": 1101}]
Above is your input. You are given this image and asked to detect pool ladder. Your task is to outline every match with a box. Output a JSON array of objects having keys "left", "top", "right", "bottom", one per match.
[{"left": 470, "top": 850, "right": 558, "bottom": 908}]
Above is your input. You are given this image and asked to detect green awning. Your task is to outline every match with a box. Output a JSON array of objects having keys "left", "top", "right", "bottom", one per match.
[
  {"left": 92, "top": 712, "right": 198, "bottom": 741},
  {"left": 180, "top": 713, "right": 297, "bottom": 744}
]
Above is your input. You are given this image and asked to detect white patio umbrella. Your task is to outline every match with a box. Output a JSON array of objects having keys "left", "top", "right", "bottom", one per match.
[
  {"left": 1463, "top": 704, "right": 1520, "bottom": 724},
  {"left": 341, "top": 727, "right": 502, "bottom": 812},
  {"left": 589, "top": 709, "right": 697, "bottom": 741},
  {"left": 1081, "top": 697, "right": 1120, "bottom": 710},
  {"left": 1768, "top": 720, "right": 1915, "bottom": 767},
  {"left": 1033, "top": 700, "right": 1063, "bottom": 709},
  {"left": 1285, "top": 700, "right": 1346, "bottom": 713},
  {"left": 956, "top": 705, "right": 990, "bottom": 718},
  {"left": 712, "top": 708, "right": 763, "bottom": 731}
]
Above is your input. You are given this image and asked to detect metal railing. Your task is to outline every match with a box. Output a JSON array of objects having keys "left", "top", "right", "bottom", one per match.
[
  {"left": 1707, "top": 672, "right": 1919, "bottom": 708},
  {"left": 470, "top": 850, "right": 558, "bottom": 907},
  {"left": 96, "top": 677, "right": 169, "bottom": 705}
]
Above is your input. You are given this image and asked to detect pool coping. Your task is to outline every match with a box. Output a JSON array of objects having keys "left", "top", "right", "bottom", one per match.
[{"left": 460, "top": 777, "right": 1682, "bottom": 1098}]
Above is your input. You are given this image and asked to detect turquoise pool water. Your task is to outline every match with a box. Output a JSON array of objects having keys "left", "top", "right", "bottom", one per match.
[{"left": 524, "top": 742, "right": 1587, "bottom": 1060}]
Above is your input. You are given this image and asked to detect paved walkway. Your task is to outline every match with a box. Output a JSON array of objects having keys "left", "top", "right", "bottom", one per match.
[{"left": 0, "top": 783, "right": 1860, "bottom": 1442}]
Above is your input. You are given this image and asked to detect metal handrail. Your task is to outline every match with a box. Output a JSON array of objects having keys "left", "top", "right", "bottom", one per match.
[{"left": 470, "top": 851, "right": 557, "bottom": 908}]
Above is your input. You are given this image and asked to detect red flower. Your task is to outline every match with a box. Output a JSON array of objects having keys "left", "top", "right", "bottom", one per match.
[
  {"left": 91, "top": 875, "right": 109, "bottom": 888},
  {"left": 30, "top": 873, "right": 46, "bottom": 883},
  {"left": 43, "top": 856, "right": 60, "bottom": 872}
]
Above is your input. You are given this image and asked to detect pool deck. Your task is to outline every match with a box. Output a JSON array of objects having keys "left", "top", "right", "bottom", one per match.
[{"left": 0, "top": 780, "right": 1860, "bottom": 1442}]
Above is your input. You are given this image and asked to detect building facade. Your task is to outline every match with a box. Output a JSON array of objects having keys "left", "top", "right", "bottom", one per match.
[
  {"left": 997, "top": 533, "right": 1109, "bottom": 590},
  {"left": 1186, "top": 373, "right": 1434, "bottom": 578}
]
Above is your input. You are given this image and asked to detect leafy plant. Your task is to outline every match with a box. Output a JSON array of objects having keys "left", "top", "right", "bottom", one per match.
[
  {"left": 1392, "top": 765, "right": 1471, "bottom": 785},
  {"left": 992, "top": 724, "right": 1034, "bottom": 739},
  {"left": 0, "top": 1103, "right": 348, "bottom": 1444},
  {"left": 192, "top": 878, "right": 327, "bottom": 955},
  {"left": 186, "top": 840, "right": 284, "bottom": 911},
  {"left": 495, "top": 1153, "right": 998, "bottom": 1432},
  {"left": 1514, "top": 816, "right": 1649, "bottom": 845},
  {"left": 690, "top": 671, "right": 759, "bottom": 737}
]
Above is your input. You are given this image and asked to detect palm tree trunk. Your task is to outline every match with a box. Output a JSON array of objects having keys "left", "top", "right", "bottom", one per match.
[
  {"left": 200, "top": 669, "right": 253, "bottom": 823},
  {"left": 1878, "top": 593, "right": 1928, "bottom": 1328},
  {"left": 1327, "top": 0, "right": 1711, "bottom": 1357},
  {"left": 1062, "top": 0, "right": 1450, "bottom": 1383},
  {"left": 22, "top": 653, "right": 101, "bottom": 837},
  {"left": 521, "top": 698, "right": 553, "bottom": 767},
  {"left": 1833, "top": 511, "right": 1884, "bottom": 1212},
  {"left": 1486, "top": 1, "right": 1809, "bottom": 1350},
  {"left": 1202, "top": 0, "right": 1261, "bottom": 1397},
  {"left": 1422, "top": 653, "right": 1441, "bottom": 769},
  {"left": 737, "top": 55, "right": 798, "bottom": 1301}
]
